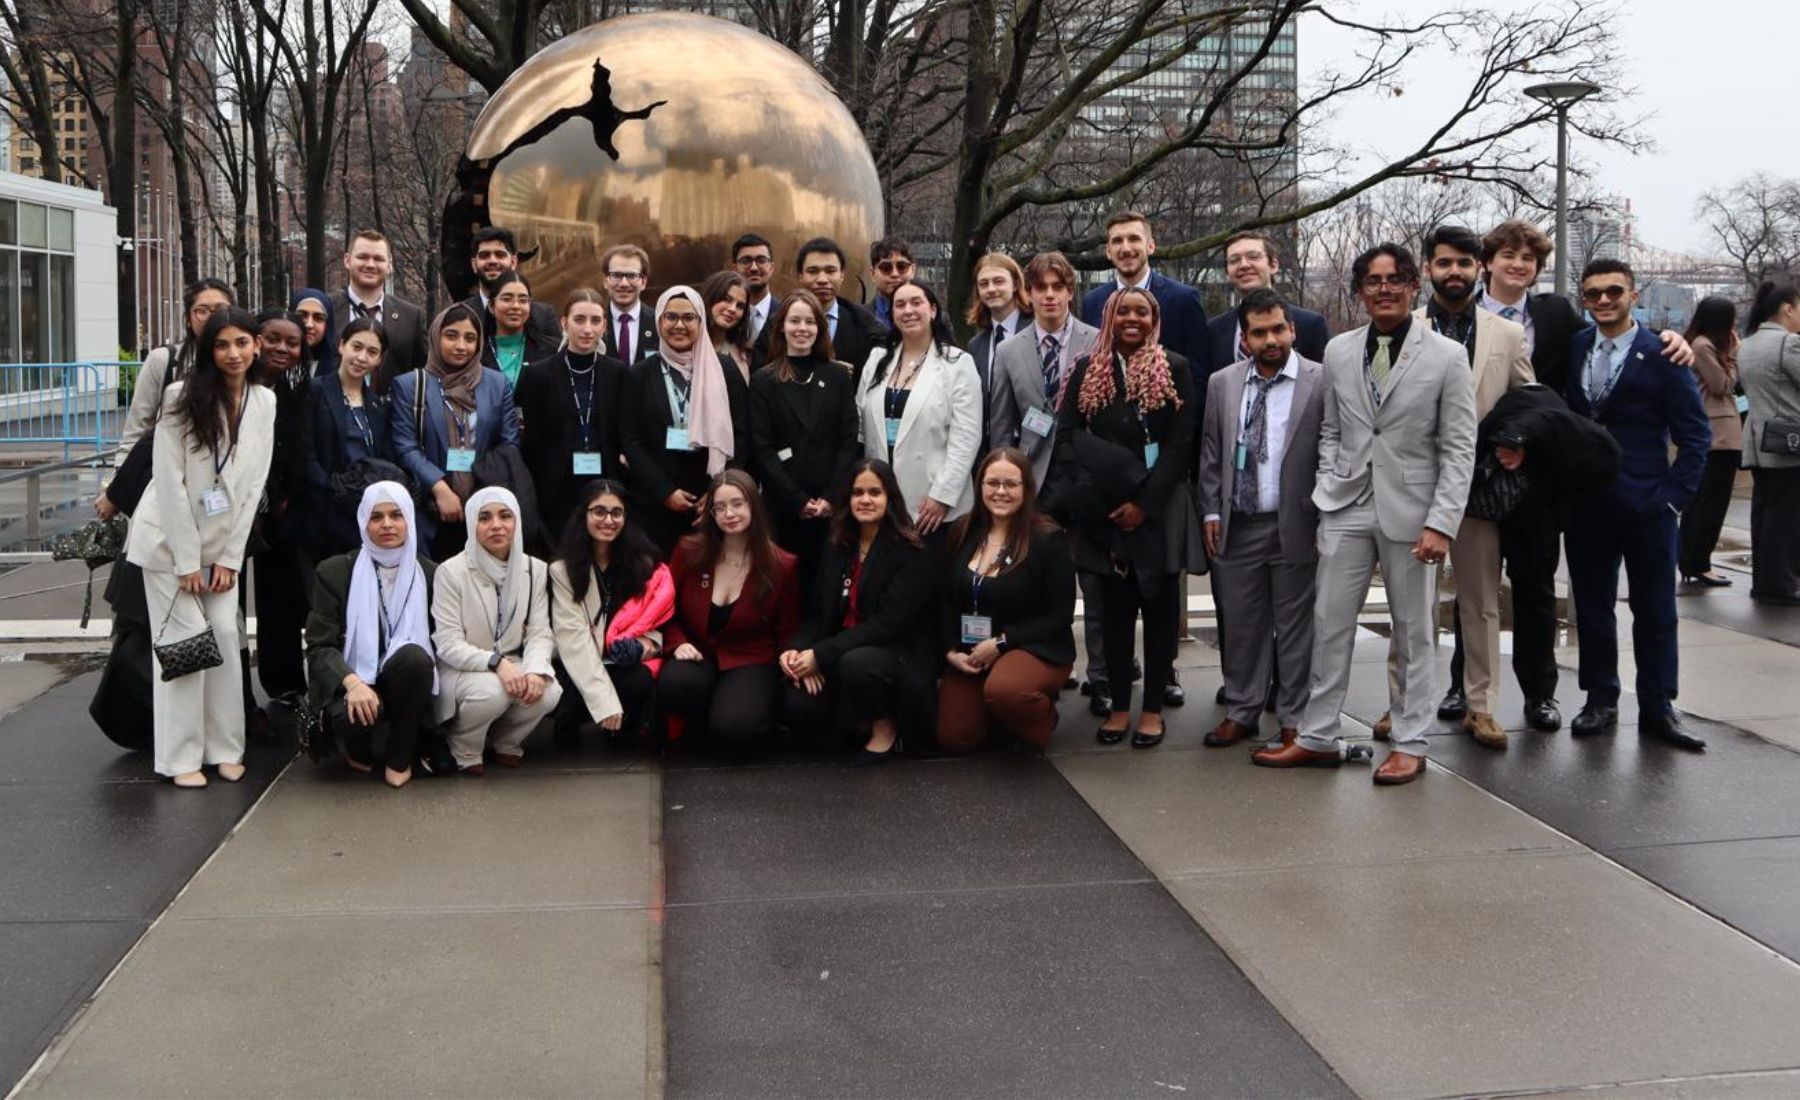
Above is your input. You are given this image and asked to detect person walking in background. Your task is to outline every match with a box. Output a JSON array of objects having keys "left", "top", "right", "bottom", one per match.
[
  {"left": 1738, "top": 280, "right": 1800, "bottom": 606},
  {"left": 1678, "top": 296, "right": 1743, "bottom": 588}
]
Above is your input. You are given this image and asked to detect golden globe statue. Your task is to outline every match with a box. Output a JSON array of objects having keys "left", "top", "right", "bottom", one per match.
[{"left": 442, "top": 12, "right": 885, "bottom": 309}]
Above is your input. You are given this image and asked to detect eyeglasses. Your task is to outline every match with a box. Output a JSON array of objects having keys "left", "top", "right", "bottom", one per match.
[
  {"left": 605, "top": 271, "right": 645, "bottom": 282},
  {"left": 982, "top": 478, "right": 1024, "bottom": 492},
  {"left": 586, "top": 506, "right": 625, "bottom": 521},
  {"left": 1580, "top": 284, "right": 1630, "bottom": 303},
  {"left": 494, "top": 293, "right": 530, "bottom": 305},
  {"left": 875, "top": 259, "right": 914, "bottom": 275},
  {"left": 1359, "top": 275, "right": 1414, "bottom": 291},
  {"left": 190, "top": 302, "right": 225, "bottom": 319},
  {"left": 662, "top": 312, "right": 701, "bottom": 326},
  {"left": 710, "top": 499, "right": 748, "bottom": 517},
  {"left": 735, "top": 255, "right": 773, "bottom": 268}
]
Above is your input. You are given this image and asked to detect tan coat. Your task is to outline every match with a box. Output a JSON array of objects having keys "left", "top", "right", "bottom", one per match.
[
  {"left": 1690, "top": 336, "right": 1743, "bottom": 452},
  {"left": 1413, "top": 305, "right": 1535, "bottom": 420}
]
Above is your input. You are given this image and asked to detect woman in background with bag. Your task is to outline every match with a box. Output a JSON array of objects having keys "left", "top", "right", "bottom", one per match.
[
  {"left": 124, "top": 307, "right": 276, "bottom": 788},
  {"left": 1739, "top": 280, "right": 1800, "bottom": 605}
]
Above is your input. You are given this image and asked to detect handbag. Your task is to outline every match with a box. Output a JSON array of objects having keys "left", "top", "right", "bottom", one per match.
[
  {"left": 295, "top": 695, "right": 334, "bottom": 762},
  {"left": 51, "top": 515, "right": 130, "bottom": 628},
  {"left": 151, "top": 591, "right": 224, "bottom": 681},
  {"left": 1759, "top": 416, "right": 1800, "bottom": 457}
]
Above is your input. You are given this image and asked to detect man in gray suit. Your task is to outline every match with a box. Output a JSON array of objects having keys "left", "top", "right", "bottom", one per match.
[
  {"left": 1253, "top": 243, "right": 1477, "bottom": 785},
  {"left": 1197, "top": 289, "right": 1325, "bottom": 749}
]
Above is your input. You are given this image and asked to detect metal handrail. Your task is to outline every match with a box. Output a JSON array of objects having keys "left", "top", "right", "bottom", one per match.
[{"left": 0, "top": 448, "right": 122, "bottom": 549}]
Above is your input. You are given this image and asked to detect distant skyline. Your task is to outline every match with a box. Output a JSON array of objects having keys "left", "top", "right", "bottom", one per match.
[{"left": 1302, "top": 0, "right": 1794, "bottom": 257}]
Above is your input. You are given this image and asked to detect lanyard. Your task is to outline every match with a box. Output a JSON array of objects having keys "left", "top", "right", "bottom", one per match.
[
  {"left": 444, "top": 398, "right": 476, "bottom": 447},
  {"left": 566, "top": 354, "right": 596, "bottom": 449},
  {"left": 969, "top": 539, "right": 1010, "bottom": 613},
  {"left": 377, "top": 568, "right": 415, "bottom": 650},
  {"left": 214, "top": 391, "right": 247, "bottom": 478},
  {"left": 342, "top": 385, "right": 375, "bottom": 451},
  {"left": 661, "top": 364, "right": 690, "bottom": 428}
]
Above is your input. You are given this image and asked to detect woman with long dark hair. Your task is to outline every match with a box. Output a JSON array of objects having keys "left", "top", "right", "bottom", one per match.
[
  {"left": 1051, "top": 286, "right": 1202, "bottom": 749},
  {"left": 306, "top": 315, "right": 395, "bottom": 558},
  {"left": 517, "top": 288, "right": 627, "bottom": 552},
  {"left": 778, "top": 458, "right": 933, "bottom": 762},
  {"left": 1678, "top": 296, "right": 1742, "bottom": 586},
  {"left": 937, "top": 448, "right": 1076, "bottom": 753},
  {"left": 550, "top": 479, "right": 674, "bottom": 749},
  {"left": 655, "top": 470, "right": 799, "bottom": 748},
  {"left": 701, "top": 269, "right": 756, "bottom": 461},
  {"left": 484, "top": 271, "right": 559, "bottom": 389},
  {"left": 855, "top": 278, "right": 982, "bottom": 537},
  {"left": 125, "top": 306, "right": 276, "bottom": 787},
  {"left": 1739, "top": 280, "right": 1800, "bottom": 605}
]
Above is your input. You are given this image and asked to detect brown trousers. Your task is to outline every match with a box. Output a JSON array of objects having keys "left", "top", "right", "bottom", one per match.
[{"left": 936, "top": 650, "right": 1072, "bottom": 753}]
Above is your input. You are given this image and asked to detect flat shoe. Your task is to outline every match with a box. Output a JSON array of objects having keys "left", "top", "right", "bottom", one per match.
[
  {"left": 384, "top": 767, "right": 413, "bottom": 789},
  {"left": 215, "top": 762, "right": 247, "bottom": 783},
  {"left": 171, "top": 771, "right": 207, "bottom": 789},
  {"left": 1130, "top": 720, "right": 1166, "bottom": 749},
  {"left": 493, "top": 752, "right": 523, "bottom": 769},
  {"left": 1095, "top": 722, "right": 1128, "bottom": 746}
]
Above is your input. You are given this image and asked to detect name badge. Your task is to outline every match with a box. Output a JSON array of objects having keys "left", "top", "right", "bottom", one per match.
[
  {"left": 201, "top": 486, "right": 231, "bottom": 516},
  {"left": 665, "top": 427, "right": 691, "bottom": 451},
  {"left": 777, "top": 447, "right": 794, "bottom": 462},
  {"left": 572, "top": 452, "right": 602, "bottom": 476},
  {"left": 885, "top": 418, "right": 900, "bottom": 446},
  {"left": 1144, "top": 441, "right": 1161, "bottom": 469},
  {"left": 960, "top": 614, "right": 994, "bottom": 646},
  {"left": 1233, "top": 441, "right": 1248, "bottom": 471},
  {"left": 1022, "top": 406, "right": 1056, "bottom": 438},
  {"left": 446, "top": 448, "right": 476, "bottom": 473}
]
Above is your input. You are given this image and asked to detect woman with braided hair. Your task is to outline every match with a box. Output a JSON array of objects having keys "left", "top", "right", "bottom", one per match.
[{"left": 1050, "top": 286, "right": 1203, "bottom": 749}]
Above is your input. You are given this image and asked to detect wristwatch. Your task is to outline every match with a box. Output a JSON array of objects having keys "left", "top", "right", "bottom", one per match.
[
  {"left": 994, "top": 634, "right": 1010, "bottom": 654},
  {"left": 487, "top": 652, "right": 503, "bottom": 672}
]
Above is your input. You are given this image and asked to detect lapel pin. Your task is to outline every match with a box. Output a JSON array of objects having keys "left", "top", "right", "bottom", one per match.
[
  {"left": 817, "top": 379, "right": 824, "bottom": 388},
  {"left": 1635, "top": 352, "right": 1644, "bottom": 361}
]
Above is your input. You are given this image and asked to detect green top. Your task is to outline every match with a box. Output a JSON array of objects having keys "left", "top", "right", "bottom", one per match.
[{"left": 495, "top": 332, "right": 527, "bottom": 388}]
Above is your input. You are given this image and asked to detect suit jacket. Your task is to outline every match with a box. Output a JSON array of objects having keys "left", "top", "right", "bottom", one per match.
[
  {"left": 663, "top": 547, "right": 801, "bottom": 670},
  {"left": 1739, "top": 323, "right": 1800, "bottom": 469},
  {"left": 1196, "top": 355, "right": 1326, "bottom": 563},
  {"left": 304, "top": 551, "right": 439, "bottom": 716},
  {"left": 461, "top": 292, "right": 562, "bottom": 352},
  {"left": 1080, "top": 272, "right": 1210, "bottom": 391},
  {"left": 389, "top": 367, "right": 520, "bottom": 501},
  {"left": 1690, "top": 336, "right": 1743, "bottom": 452},
  {"left": 124, "top": 383, "right": 277, "bottom": 577},
  {"left": 306, "top": 373, "right": 395, "bottom": 556},
  {"left": 432, "top": 550, "right": 558, "bottom": 724},
  {"left": 601, "top": 303, "right": 660, "bottom": 367},
  {"left": 1315, "top": 323, "right": 1478, "bottom": 541},
  {"left": 482, "top": 325, "right": 561, "bottom": 382},
  {"left": 1525, "top": 292, "right": 1583, "bottom": 395},
  {"left": 748, "top": 359, "right": 861, "bottom": 520},
  {"left": 855, "top": 343, "right": 984, "bottom": 522},
  {"left": 988, "top": 318, "right": 1100, "bottom": 492},
  {"left": 1203, "top": 302, "right": 1329, "bottom": 376},
  {"left": 1413, "top": 304, "right": 1535, "bottom": 420},
  {"left": 965, "top": 314, "right": 1029, "bottom": 399},
  {"left": 547, "top": 558, "right": 669, "bottom": 725},
  {"left": 331, "top": 290, "right": 428, "bottom": 392},
  {"left": 1565, "top": 324, "right": 1710, "bottom": 511},
  {"left": 790, "top": 532, "right": 934, "bottom": 674},
  {"left": 621, "top": 352, "right": 715, "bottom": 548},
  {"left": 939, "top": 525, "right": 1077, "bottom": 666},
  {"left": 515, "top": 351, "right": 628, "bottom": 549},
  {"left": 827, "top": 299, "right": 883, "bottom": 384}
]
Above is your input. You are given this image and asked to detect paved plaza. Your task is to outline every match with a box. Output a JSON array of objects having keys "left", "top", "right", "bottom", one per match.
[{"left": 2, "top": 545, "right": 1799, "bottom": 1098}]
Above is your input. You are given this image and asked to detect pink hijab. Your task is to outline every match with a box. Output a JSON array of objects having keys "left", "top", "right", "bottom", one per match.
[{"left": 656, "top": 285, "right": 734, "bottom": 475}]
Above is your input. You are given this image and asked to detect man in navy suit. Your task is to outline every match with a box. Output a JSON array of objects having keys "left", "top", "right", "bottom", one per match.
[
  {"left": 1203, "top": 230, "right": 1330, "bottom": 374},
  {"left": 1562, "top": 258, "right": 1711, "bottom": 750}
]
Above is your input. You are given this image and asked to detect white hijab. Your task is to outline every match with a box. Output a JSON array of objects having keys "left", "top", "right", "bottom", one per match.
[
  {"left": 464, "top": 485, "right": 532, "bottom": 650},
  {"left": 345, "top": 482, "right": 436, "bottom": 691}
]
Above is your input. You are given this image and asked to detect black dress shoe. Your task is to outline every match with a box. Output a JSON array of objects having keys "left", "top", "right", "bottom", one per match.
[
  {"left": 1524, "top": 697, "right": 1562, "bottom": 732},
  {"left": 1571, "top": 703, "right": 1619, "bottom": 736},
  {"left": 1752, "top": 592, "right": 1800, "bottom": 607},
  {"left": 1215, "top": 684, "right": 1228, "bottom": 706},
  {"left": 1096, "top": 721, "right": 1127, "bottom": 746},
  {"left": 1088, "top": 683, "right": 1113, "bottom": 717},
  {"left": 1437, "top": 688, "right": 1468, "bottom": 722},
  {"left": 854, "top": 743, "right": 900, "bottom": 766},
  {"left": 1641, "top": 709, "right": 1706, "bottom": 751},
  {"left": 1683, "top": 571, "right": 1733, "bottom": 588},
  {"left": 1163, "top": 680, "right": 1185, "bottom": 707},
  {"left": 1130, "top": 718, "right": 1166, "bottom": 749}
]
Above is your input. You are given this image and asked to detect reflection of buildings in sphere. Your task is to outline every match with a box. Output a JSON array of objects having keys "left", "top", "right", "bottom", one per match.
[{"left": 456, "top": 12, "right": 882, "bottom": 308}]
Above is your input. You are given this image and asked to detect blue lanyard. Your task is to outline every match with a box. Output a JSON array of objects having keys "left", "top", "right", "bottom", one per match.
[{"left": 342, "top": 385, "right": 374, "bottom": 451}]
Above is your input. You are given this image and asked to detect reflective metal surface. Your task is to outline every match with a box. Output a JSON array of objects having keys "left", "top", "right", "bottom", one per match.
[{"left": 453, "top": 12, "right": 884, "bottom": 306}]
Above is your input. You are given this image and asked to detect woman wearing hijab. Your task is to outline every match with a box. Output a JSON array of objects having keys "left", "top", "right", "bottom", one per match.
[
  {"left": 432, "top": 486, "right": 561, "bottom": 773},
  {"left": 622, "top": 286, "right": 738, "bottom": 554},
  {"left": 291, "top": 288, "right": 340, "bottom": 380},
  {"left": 391, "top": 303, "right": 520, "bottom": 559},
  {"left": 516, "top": 288, "right": 627, "bottom": 554},
  {"left": 305, "top": 482, "right": 439, "bottom": 788},
  {"left": 1050, "top": 286, "right": 1202, "bottom": 750}
]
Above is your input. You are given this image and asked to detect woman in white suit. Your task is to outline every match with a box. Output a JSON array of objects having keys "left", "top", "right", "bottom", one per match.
[
  {"left": 431, "top": 486, "right": 562, "bottom": 774},
  {"left": 125, "top": 306, "right": 276, "bottom": 787},
  {"left": 856, "top": 280, "right": 982, "bottom": 536}
]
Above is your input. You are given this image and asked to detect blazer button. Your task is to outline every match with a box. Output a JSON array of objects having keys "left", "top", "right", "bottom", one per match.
[{"left": 1372, "top": 428, "right": 1381, "bottom": 436}]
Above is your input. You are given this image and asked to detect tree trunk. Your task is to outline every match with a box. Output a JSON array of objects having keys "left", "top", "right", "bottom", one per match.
[
  {"left": 945, "top": 0, "right": 998, "bottom": 340},
  {"left": 112, "top": 0, "right": 139, "bottom": 354}
]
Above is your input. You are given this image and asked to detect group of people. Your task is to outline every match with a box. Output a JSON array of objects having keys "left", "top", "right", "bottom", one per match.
[{"left": 98, "top": 207, "right": 1798, "bottom": 790}]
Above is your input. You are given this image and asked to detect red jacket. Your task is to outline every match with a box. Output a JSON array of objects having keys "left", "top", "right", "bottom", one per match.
[{"left": 664, "top": 547, "right": 800, "bottom": 670}]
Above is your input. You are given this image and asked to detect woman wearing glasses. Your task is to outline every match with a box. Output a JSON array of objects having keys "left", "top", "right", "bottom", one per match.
[
  {"left": 655, "top": 471, "right": 800, "bottom": 749},
  {"left": 483, "top": 272, "right": 559, "bottom": 389}
]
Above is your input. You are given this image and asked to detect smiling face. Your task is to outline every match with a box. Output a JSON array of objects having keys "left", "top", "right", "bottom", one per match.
[
  {"left": 472, "top": 239, "right": 515, "bottom": 291},
  {"left": 564, "top": 301, "right": 605, "bottom": 354},
  {"left": 340, "top": 330, "right": 384, "bottom": 380},
  {"left": 344, "top": 236, "right": 392, "bottom": 294},
  {"left": 1357, "top": 254, "right": 1418, "bottom": 330},
  {"left": 1110, "top": 292, "right": 1154, "bottom": 351},
  {"left": 439, "top": 317, "right": 481, "bottom": 369},
  {"left": 605, "top": 255, "right": 645, "bottom": 310},
  {"left": 295, "top": 299, "right": 328, "bottom": 348},
  {"left": 1580, "top": 272, "right": 1638, "bottom": 330},
  {"left": 1105, "top": 219, "right": 1154, "bottom": 283},
  {"left": 709, "top": 483, "right": 751, "bottom": 536},
  {"left": 585, "top": 492, "right": 626, "bottom": 544},
  {"left": 782, "top": 301, "right": 818, "bottom": 356},
  {"left": 981, "top": 457, "right": 1025, "bottom": 522},
  {"left": 710, "top": 285, "right": 747, "bottom": 336},
  {"left": 1484, "top": 245, "right": 1540, "bottom": 302},
  {"left": 476, "top": 501, "right": 516, "bottom": 558},
  {"left": 848, "top": 468, "right": 886, "bottom": 526},
  {"left": 891, "top": 283, "right": 935, "bottom": 339},
  {"left": 659, "top": 297, "right": 701, "bottom": 353},
  {"left": 977, "top": 264, "right": 1018, "bottom": 319},
  {"left": 1225, "top": 236, "right": 1278, "bottom": 292},
  {"left": 366, "top": 500, "right": 408, "bottom": 549},
  {"left": 258, "top": 319, "right": 302, "bottom": 375},
  {"left": 492, "top": 280, "right": 531, "bottom": 334},
  {"left": 733, "top": 243, "right": 773, "bottom": 292},
  {"left": 212, "top": 325, "right": 258, "bottom": 384}
]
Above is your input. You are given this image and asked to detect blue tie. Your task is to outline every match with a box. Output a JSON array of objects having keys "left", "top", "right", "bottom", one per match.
[
  {"left": 1589, "top": 339, "right": 1615, "bottom": 402},
  {"left": 828, "top": 309, "right": 839, "bottom": 340}
]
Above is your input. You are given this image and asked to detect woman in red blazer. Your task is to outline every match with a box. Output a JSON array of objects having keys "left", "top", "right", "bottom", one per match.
[{"left": 657, "top": 469, "right": 800, "bottom": 746}]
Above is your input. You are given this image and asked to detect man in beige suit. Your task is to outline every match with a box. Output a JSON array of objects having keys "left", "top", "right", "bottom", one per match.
[
  {"left": 1418, "top": 225, "right": 1534, "bottom": 748},
  {"left": 1253, "top": 243, "right": 1477, "bottom": 785}
]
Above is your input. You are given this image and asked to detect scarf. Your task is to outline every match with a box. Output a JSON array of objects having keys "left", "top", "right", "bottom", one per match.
[
  {"left": 427, "top": 302, "right": 487, "bottom": 415},
  {"left": 291, "top": 288, "right": 340, "bottom": 381},
  {"left": 344, "top": 481, "right": 436, "bottom": 692},
  {"left": 1079, "top": 287, "right": 1181, "bottom": 418},
  {"left": 463, "top": 485, "right": 532, "bottom": 652},
  {"left": 656, "top": 286, "right": 734, "bottom": 475}
]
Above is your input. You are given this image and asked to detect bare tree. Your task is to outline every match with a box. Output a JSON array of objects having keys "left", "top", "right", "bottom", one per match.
[
  {"left": 0, "top": 0, "right": 78, "bottom": 186},
  {"left": 1698, "top": 174, "right": 1800, "bottom": 291}
]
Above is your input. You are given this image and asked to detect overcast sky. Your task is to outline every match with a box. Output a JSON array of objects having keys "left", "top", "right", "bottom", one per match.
[{"left": 1303, "top": 0, "right": 1796, "bottom": 257}]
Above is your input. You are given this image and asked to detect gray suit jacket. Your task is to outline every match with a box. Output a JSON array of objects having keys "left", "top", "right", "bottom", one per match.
[
  {"left": 1739, "top": 323, "right": 1800, "bottom": 469},
  {"left": 1315, "top": 323, "right": 1477, "bottom": 541},
  {"left": 986, "top": 317, "right": 1099, "bottom": 489},
  {"left": 1197, "top": 355, "right": 1325, "bottom": 563}
]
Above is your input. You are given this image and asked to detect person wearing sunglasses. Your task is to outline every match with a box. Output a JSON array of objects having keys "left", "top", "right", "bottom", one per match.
[
  {"left": 600, "top": 243, "right": 660, "bottom": 366},
  {"left": 1561, "top": 259, "right": 1711, "bottom": 751},
  {"left": 868, "top": 235, "right": 915, "bottom": 330}
]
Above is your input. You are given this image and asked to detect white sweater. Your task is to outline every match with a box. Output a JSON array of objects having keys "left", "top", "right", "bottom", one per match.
[{"left": 125, "top": 382, "right": 276, "bottom": 576}]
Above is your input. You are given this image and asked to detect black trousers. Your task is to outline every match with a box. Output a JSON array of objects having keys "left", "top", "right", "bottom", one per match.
[
  {"left": 1679, "top": 449, "right": 1741, "bottom": 576},
  {"left": 780, "top": 645, "right": 930, "bottom": 750},
  {"left": 327, "top": 643, "right": 436, "bottom": 771},
  {"left": 252, "top": 538, "right": 312, "bottom": 698},
  {"left": 1096, "top": 569, "right": 1180, "bottom": 714},
  {"left": 656, "top": 659, "right": 780, "bottom": 748},
  {"left": 554, "top": 660, "right": 656, "bottom": 734},
  {"left": 1751, "top": 465, "right": 1800, "bottom": 599},
  {"left": 1446, "top": 511, "right": 1561, "bottom": 704}
]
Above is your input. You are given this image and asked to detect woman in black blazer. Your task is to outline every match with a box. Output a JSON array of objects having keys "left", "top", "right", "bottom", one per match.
[
  {"left": 516, "top": 288, "right": 627, "bottom": 553},
  {"left": 306, "top": 316, "right": 395, "bottom": 559},
  {"left": 748, "top": 289, "right": 861, "bottom": 598},
  {"left": 778, "top": 458, "right": 933, "bottom": 763},
  {"left": 937, "top": 447, "right": 1077, "bottom": 753},
  {"left": 482, "top": 272, "right": 560, "bottom": 388},
  {"left": 702, "top": 270, "right": 756, "bottom": 462},
  {"left": 1050, "top": 287, "right": 1203, "bottom": 749}
]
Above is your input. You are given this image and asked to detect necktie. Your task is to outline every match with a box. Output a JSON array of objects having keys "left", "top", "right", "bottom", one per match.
[
  {"left": 1233, "top": 373, "right": 1287, "bottom": 514},
  {"left": 1589, "top": 339, "right": 1615, "bottom": 401},
  {"left": 1370, "top": 335, "right": 1393, "bottom": 390},
  {"left": 1500, "top": 305, "right": 1520, "bottom": 322},
  {"left": 353, "top": 301, "right": 380, "bottom": 322},
  {"left": 1040, "top": 334, "right": 1061, "bottom": 405},
  {"left": 617, "top": 311, "right": 633, "bottom": 363},
  {"left": 748, "top": 306, "right": 763, "bottom": 344},
  {"left": 828, "top": 309, "right": 839, "bottom": 340}
]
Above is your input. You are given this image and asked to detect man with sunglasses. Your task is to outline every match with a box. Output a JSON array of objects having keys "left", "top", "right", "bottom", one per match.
[
  {"left": 732, "top": 233, "right": 777, "bottom": 345},
  {"left": 1562, "top": 259, "right": 1711, "bottom": 750},
  {"left": 600, "top": 243, "right": 659, "bottom": 367},
  {"left": 868, "top": 236, "right": 915, "bottom": 330}
]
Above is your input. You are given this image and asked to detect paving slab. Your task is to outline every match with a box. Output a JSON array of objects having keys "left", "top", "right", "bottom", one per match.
[
  {"left": 1165, "top": 850, "right": 1800, "bottom": 1099},
  {"left": 0, "top": 921, "right": 146, "bottom": 1092},
  {"left": 1613, "top": 836, "right": 1800, "bottom": 962},
  {"left": 0, "top": 658, "right": 67, "bottom": 720},
  {"left": 16, "top": 908, "right": 656, "bottom": 1100},
  {"left": 1733, "top": 715, "right": 1800, "bottom": 754},
  {"left": 1521, "top": 1069, "right": 1800, "bottom": 1097},
  {"left": 1674, "top": 588, "right": 1800, "bottom": 648},
  {"left": 664, "top": 882, "right": 1348, "bottom": 1100}
]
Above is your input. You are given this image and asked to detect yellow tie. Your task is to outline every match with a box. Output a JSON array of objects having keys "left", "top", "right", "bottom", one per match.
[{"left": 1370, "top": 334, "right": 1393, "bottom": 389}]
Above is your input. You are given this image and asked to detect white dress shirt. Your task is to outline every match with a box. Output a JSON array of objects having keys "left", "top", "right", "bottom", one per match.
[
  {"left": 1204, "top": 351, "right": 1299, "bottom": 521},
  {"left": 1480, "top": 287, "right": 1535, "bottom": 353}
]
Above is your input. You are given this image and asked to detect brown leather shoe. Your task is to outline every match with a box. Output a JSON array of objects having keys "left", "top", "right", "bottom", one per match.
[
  {"left": 1205, "top": 718, "right": 1256, "bottom": 747},
  {"left": 1252, "top": 740, "right": 1342, "bottom": 768},
  {"left": 493, "top": 752, "right": 524, "bottom": 769},
  {"left": 1372, "top": 712, "right": 1392, "bottom": 742},
  {"left": 1274, "top": 727, "right": 1298, "bottom": 747},
  {"left": 1373, "top": 751, "right": 1426, "bottom": 785},
  {"left": 1464, "top": 712, "right": 1507, "bottom": 750}
]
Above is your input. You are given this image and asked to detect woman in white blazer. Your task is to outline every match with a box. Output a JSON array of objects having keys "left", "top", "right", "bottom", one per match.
[
  {"left": 856, "top": 280, "right": 982, "bottom": 536},
  {"left": 431, "top": 485, "right": 562, "bottom": 773},
  {"left": 125, "top": 307, "right": 276, "bottom": 787}
]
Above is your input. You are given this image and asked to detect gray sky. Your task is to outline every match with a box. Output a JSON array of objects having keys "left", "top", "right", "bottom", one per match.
[{"left": 1304, "top": 0, "right": 1796, "bottom": 257}]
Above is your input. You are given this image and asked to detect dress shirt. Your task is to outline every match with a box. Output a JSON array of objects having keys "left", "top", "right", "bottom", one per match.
[
  {"left": 1426, "top": 297, "right": 1479, "bottom": 365},
  {"left": 1204, "top": 351, "right": 1299, "bottom": 522},
  {"left": 747, "top": 294, "right": 773, "bottom": 342},
  {"left": 1586, "top": 322, "right": 1638, "bottom": 403},
  {"left": 1031, "top": 317, "right": 1075, "bottom": 389},
  {"left": 1113, "top": 270, "right": 1153, "bottom": 293},
  {"left": 1365, "top": 318, "right": 1411, "bottom": 361},
  {"left": 990, "top": 309, "right": 1023, "bottom": 343},
  {"left": 1480, "top": 287, "right": 1534, "bottom": 353},
  {"left": 345, "top": 288, "right": 385, "bottom": 321},
  {"left": 825, "top": 300, "right": 840, "bottom": 340}
]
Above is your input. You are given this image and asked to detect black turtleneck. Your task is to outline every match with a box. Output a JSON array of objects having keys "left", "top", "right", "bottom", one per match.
[{"left": 788, "top": 352, "right": 824, "bottom": 381}]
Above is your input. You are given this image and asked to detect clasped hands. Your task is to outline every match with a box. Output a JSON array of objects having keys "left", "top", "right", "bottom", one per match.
[
  {"left": 945, "top": 637, "right": 1004, "bottom": 676},
  {"left": 778, "top": 647, "right": 825, "bottom": 695}
]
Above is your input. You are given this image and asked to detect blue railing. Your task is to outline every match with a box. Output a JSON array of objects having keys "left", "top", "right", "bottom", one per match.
[{"left": 0, "top": 361, "right": 136, "bottom": 459}]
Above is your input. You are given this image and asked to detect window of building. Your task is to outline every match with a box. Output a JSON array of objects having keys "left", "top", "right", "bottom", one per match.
[{"left": 0, "top": 199, "right": 78, "bottom": 366}]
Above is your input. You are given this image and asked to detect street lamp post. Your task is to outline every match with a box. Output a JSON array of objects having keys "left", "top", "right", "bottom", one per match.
[{"left": 1525, "top": 80, "right": 1602, "bottom": 299}]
